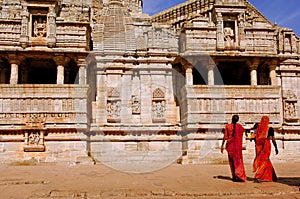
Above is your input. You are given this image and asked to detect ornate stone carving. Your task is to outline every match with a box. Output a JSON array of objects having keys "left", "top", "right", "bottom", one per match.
[
  {"left": 152, "top": 88, "right": 166, "bottom": 122},
  {"left": 283, "top": 90, "right": 297, "bottom": 122},
  {"left": 60, "top": 1, "right": 90, "bottom": 22},
  {"left": 284, "top": 102, "right": 297, "bottom": 119},
  {"left": 33, "top": 19, "right": 47, "bottom": 38},
  {"left": 0, "top": 0, "right": 22, "bottom": 20},
  {"left": 24, "top": 130, "right": 45, "bottom": 152},
  {"left": 24, "top": 116, "right": 45, "bottom": 128},
  {"left": 28, "top": 131, "right": 40, "bottom": 145},
  {"left": 153, "top": 88, "right": 165, "bottom": 99},
  {"left": 131, "top": 95, "right": 140, "bottom": 114},
  {"left": 107, "top": 87, "right": 120, "bottom": 98},
  {"left": 47, "top": 5, "right": 56, "bottom": 47},
  {"left": 152, "top": 101, "right": 166, "bottom": 121},
  {"left": 107, "top": 100, "right": 121, "bottom": 121},
  {"left": 284, "top": 90, "right": 297, "bottom": 101},
  {"left": 223, "top": 22, "right": 234, "bottom": 46}
]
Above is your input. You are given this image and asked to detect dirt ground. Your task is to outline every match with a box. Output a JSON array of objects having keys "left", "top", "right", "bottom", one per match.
[{"left": 0, "top": 161, "right": 299, "bottom": 199}]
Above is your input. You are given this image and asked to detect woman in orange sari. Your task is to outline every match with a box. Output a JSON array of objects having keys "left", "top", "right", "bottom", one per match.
[
  {"left": 253, "top": 116, "right": 278, "bottom": 182},
  {"left": 221, "top": 115, "right": 247, "bottom": 182}
]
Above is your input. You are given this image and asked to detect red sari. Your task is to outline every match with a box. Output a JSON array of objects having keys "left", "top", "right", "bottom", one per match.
[
  {"left": 224, "top": 123, "right": 247, "bottom": 182},
  {"left": 253, "top": 116, "right": 277, "bottom": 182}
]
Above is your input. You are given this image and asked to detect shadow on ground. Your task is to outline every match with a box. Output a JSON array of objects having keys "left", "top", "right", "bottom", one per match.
[
  {"left": 277, "top": 177, "right": 300, "bottom": 187},
  {"left": 214, "top": 175, "right": 300, "bottom": 188},
  {"left": 213, "top": 175, "right": 256, "bottom": 182}
]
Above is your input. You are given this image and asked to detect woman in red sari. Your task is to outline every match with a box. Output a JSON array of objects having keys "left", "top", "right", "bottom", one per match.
[
  {"left": 221, "top": 115, "right": 247, "bottom": 182},
  {"left": 253, "top": 116, "right": 278, "bottom": 182}
]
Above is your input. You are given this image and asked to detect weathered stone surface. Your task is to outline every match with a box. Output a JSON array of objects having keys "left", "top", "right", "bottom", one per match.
[{"left": 0, "top": 0, "right": 299, "bottom": 164}]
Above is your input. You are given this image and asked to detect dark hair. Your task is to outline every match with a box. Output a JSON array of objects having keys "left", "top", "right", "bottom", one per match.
[
  {"left": 231, "top": 115, "right": 239, "bottom": 124},
  {"left": 253, "top": 123, "right": 259, "bottom": 130},
  {"left": 268, "top": 127, "right": 274, "bottom": 137},
  {"left": 231, "top": 115, "right": 239, "bottom": 137}
]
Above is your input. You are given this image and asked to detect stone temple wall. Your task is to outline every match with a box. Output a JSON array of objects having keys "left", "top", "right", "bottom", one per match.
[{"left": 0, "top": 0, "right": 299, "bottom": 166}]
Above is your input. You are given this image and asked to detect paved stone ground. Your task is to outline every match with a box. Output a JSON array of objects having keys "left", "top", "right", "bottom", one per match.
[{"left": 0, "top": 161, "right": 299, "bottom": 199}]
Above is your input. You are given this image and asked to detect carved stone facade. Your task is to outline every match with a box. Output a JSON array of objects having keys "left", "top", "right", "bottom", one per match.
[{"left": 0, "top": 0, "right": 299, "bottom": 166}]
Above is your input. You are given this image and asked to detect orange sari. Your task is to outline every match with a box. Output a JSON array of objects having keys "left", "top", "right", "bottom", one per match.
[
  {"left": 253, "top": 116, "right": 277, "bottom": 182},
  {"left": 224, "top": 123, "right": 247, "bottom": 182}
]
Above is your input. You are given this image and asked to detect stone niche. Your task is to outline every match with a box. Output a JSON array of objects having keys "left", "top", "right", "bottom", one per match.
[
  {"left": 23, "top": 130, "right": 45, "bottom": 152},
  {"left": 22, "top": 116, "right": 46, "bottom": 152}
]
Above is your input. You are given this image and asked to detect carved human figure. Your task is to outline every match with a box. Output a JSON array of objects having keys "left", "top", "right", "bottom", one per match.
[
  {"left": 107, "top": 101, "right": 121, "bottom": 118},
  {"left": 285, "top": 102, "right": 296, "bottom": 118},
  {"left": 284, "top": 36, "right": 291, "bottom": 52},
  {"left": 33, "top": 19, "right": 47, "bottom": 37},
  {"left": 28, "top": 132, "right": 40, "bottom": 145},
  {"left": 131, "top": 96, "right": 141, "bottom": 114},
  {"left": 224, "top": 22, "right": 235, "bottom": 46},
  {"left": 152, "top": 101, "right": 166, "bottom": 119}
]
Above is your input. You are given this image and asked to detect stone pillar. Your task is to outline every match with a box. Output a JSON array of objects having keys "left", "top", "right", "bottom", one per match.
[
  {"left": 47, "top": 6, "right": 56, "bottom": 48},
  {"left": 20, "top": 5, "right": 29, "bottom": 48},
  {"left": 250, "top": 68, "right": 257, "bottom": 86},
  {"left": 185, "top": 67, "right": 193, "bottom": 85},
  {"left": 248, "top": 59, "right": 259, "bottom": 86},
  {"left": 238, "top": 13, "right": 245, "bottom": 51},
  {"left": 9, "top": 62, "right": 19, "bottom": 84},
  {"left": 54, "top": 55, "right": 67, "bottom": 84},
  {"left": 57, "top": 65, "right": 64, "bottom": 84},
  {"left": 208, "top": 68, "right": 214, "bottom": 85},
  {"left": 96, "top": 68, "right": 107, "bottom": 125},
  {"left": 40, "top": 130, "right": 45, "bottom": 145},
  {"left": 216, "top": 12, "right": 224, "bottom": 51},
  {"left": 24, "top": 131, "right": 28, "bottom": 145},
  {"left": 77, "top": 57, "right": 87, "bottom": 85},
  {"left": 269, "top": 64, "right": 277, "bottom": 86},
  {"left": 8, "top": 54, "right": 24, "bottom": 84},
  {"left": 207, "top": 61, "right": 215, "bottom": 85}
]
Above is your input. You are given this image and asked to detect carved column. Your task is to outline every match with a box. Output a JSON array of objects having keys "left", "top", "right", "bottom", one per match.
[
  {"left": 278, "top": 31, "right": 284, "bottom": 54},
  {"left": 248, "top": 59, "right": 259, "bottom": 86},
  {"left": 47, "top": 5, "right": 56, "bottom": 48},
  {"left": 24, "top": 131, "right": 28, "bottom": 145},
  {"left": 40, "top": 130, "right": 45, "bottom": 145},
  {"left": 54, "top": 55, "right": 67, "bottom": 84},
  {"left": 57, "top": 65, "right": 64, "bottom": 84},
  {"left": 20, "top": 4, "right": 29, "bottom": 48},
  {"left": 269, "top": 62, "right": 278, "bottom": 86},
  {"left": 8, "top": 54, "right": 22, "bottom": 85},
  {"left": 77, "top": 57, "right": 87, "bottom": 85},
  {"left": 238, "top": 13, "right": 245, "bottom": 51},
  {"left": 185, "top": 67, "right": 193, "bottom": 85},
  {"left": 216, "top": 12, "right": 224, "bottom": 51},
  {"left": 207, "top": 61, "right": 215, "bottom": 85}
]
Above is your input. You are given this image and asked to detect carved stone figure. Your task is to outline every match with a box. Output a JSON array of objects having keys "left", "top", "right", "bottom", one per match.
[
  {"left": 28, "top": 131, "right": 40, "bottom": 145},
  {"left": 224, "top": 22, "right": 235, "bottom": 47},
  {"left": 107, "top": 100, "right": 121, "bottom": 119},
  {"left": 131, "top": 96, "right": 140, "bottom": 114},
  {"left": 152, "top": 101, "right": 166, "bottom": 120},
  {"left": 33, "top": 19, "right": 47, "bottom": 37}
]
